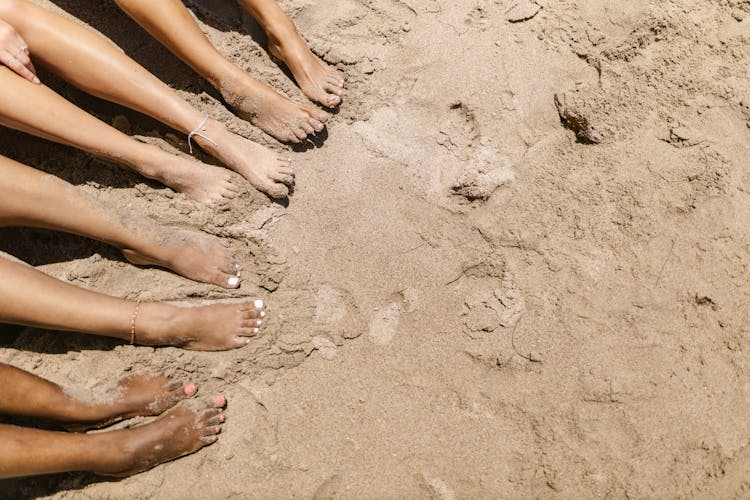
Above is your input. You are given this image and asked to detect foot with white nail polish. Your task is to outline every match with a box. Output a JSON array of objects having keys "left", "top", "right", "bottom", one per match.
[
  {"left": 117, "top": 216, "right": 241, "bottom": 289},
  {"left": 0, "top": 157, "right": 241, "bottom": 289},
  {"left": 134, "top": 299, "right": 268, "bottom": 350}
]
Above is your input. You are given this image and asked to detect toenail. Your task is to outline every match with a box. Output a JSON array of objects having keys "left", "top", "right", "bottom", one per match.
[
  {"left": 260, "top": 311, "right": 266, "bottom": 318},
  {"left": 228, "top": 276, "right": 240, "bottom": 288},
  {"left": 254, "top": 299, "right": 264, "bottom": 309},
  {"left": 215, "top": 395, "right": 226, "bottom": 407},
  {"left": 252, "top": 327, "right": 260, "bottom": 334},
  {"left": 184, "top": 384, "right": 197, "bottom": 396},
  {"left": 256, "top": 319, "right": 263, "bottom": 327},
  {"left": 219, "top": 415, "right": 225, "bottom": 422}
]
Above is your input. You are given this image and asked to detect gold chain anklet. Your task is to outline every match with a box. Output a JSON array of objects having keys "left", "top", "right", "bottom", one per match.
[{"left": 130, "top": 300, "right": 142, "bottom": 345}]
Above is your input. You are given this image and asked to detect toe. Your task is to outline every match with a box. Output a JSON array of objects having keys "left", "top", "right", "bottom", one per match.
[
  {"left": 277, "top": 165, "right": 294, "bottom": 176},
  {"left": 274, "top": 173, "right": 295, "bottom": 186},
  {"left": 207, "top": 414, "right": 224, "bottom": 426},
  {"left": 310, "top": 118, "right": 325, "bottom": 132},
  {"left": 301, "top": 121, "right": 315, "bottom": 135},
  {"left": 293, "top": 127, "right": 308, "bottom": 141},
  {"left": 241, "top": 307, "right": 260, "bottom": 320},
  {"left": 184, "top": 383, "right": 198, "bottom": 397},
  {"left": 325, "top": 94, "right": 341, "bottom": 107},
  {"left": 266, "top": 180, "right": 290, "bottom": 199},
  {"left": 203, "top": 425, "right": 222, "bottom": 436},
  {"left": 323, "top": 82, "right": 343, "bottom": 97},
  {"left": 242, "top": 318, "right": 263, "bottom": 328},
  {"left": 201, "top": 436, "right": 219, "bottom": 445},
  {"left": 283, "top": 129, "right": 301, "bottom": 143},
  {"left": 227, "top": 276, "right": 241, "bottom": 288},
  {"left": 306, "top": 106, "right": 330, "bottom": 123}
]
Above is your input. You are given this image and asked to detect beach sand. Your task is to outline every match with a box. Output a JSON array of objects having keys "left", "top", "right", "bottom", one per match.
[{"left": 3, "top": 0, "right": 750, "bottom": 497}]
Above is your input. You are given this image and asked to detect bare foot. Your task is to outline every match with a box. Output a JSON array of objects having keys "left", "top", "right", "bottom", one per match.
[
  {"left": 94, "top": 396, "right": 226, "bottom": 477},
  {"left": 127, "top": 144, "right": 240, "bottom": 206},
  {"left": 119, "top": 220, "right": 242, "bottom": 289},
  {"left": 220, "top": 75, "right": 329, "bottom": 143},
  {"left": 192, "top": 118, "right": 296, "bottom": 199},
  {"left": 267, "top": 25, "right": 345, "bottom": 108},
  {"left": 136, "top": 299, "right": 267, "bottom": 351},
  {"left": 63, "top": 375, "right": 198, "bottom": 430}
]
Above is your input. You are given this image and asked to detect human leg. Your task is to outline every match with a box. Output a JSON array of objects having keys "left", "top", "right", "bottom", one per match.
[
  {"left": 0, "top": 66, "right": 239, "bottom": 204},
  {"left": 0, "top": 0, "right": 295, "bottom": 198},
  {"left": 0, "top": 396, "right": 225, "bottom": 478},
  {"left": 0, "top": 254, "right": 266, "bottom": 350},
  {"left": 0, "top": 154, "right": 243, "bottom": 287},
  {"left": 237, "top": 0, "right": 345, "bottom": 107},
  {"left": 0, "top": 362, "right": 201, "bottom": 426},
  {"left": 111, "top": 0, "right": 329, "bottom": 142}
]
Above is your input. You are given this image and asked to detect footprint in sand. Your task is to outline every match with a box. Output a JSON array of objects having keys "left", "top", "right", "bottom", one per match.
[
  {"left": 451, "top": 146, "right": 514, "bottom": 202},
  {"left": 368, "top": 302, "right": 402, "bottom": 346}
]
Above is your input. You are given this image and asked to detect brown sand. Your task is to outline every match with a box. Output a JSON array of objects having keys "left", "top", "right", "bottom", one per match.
[{"left": 2, "top": 0, "right": 750, "bottom": 497}]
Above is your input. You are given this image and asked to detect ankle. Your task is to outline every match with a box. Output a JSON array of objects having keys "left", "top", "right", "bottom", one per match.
[
  {"left": 134, "top": 302, "right": 177, "bottom": 345},
  {"left": 190, "top": 118, "right": 228, "bottom": 153},
  {"left": 135, "top": 302, "right": 187, "bottom": 347},
  {"left": 259, "top": 11, "right": 297, "bottom": 41},
  {"left": 88, "top": 430, "right": 140, "bottom": 475}
]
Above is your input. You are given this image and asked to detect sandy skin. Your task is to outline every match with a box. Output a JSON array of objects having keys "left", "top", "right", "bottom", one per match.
[
  {"left": 0, "top": 154, "right": 243, "bottom": 289},
  {"left": 0, "top": 363, "right": 228, "bottom": 478},
  {"left": 0, "top": 0, "right": 295, "bottom": 201},
  {"left": 113, "top": 0, "right": 344, "bottom": 143}
]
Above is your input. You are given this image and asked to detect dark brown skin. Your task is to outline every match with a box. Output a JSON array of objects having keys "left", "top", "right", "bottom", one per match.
[{"left": 0, "top": 362, "right": 227, "bottom": 479}]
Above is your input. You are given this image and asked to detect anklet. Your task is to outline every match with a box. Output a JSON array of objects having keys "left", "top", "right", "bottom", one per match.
[
  {"left": 187, "top": 115, "right": 218, "bottom": 154},
  {"left": 130, "top": 300, "right": 142, "bottom": 345}
]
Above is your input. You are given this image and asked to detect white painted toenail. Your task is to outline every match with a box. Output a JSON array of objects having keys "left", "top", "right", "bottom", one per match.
[
  {"left": 252, "top": 328, "right": 260, "bottom": 334},
  {"left": 260, "top": 311, "right": 266, "bottom": 318},
  {"left": 256, "top": 319, "right": 263, "bottom": 327},
  {"left": 228, "top": 276, "right": 240, "bottom": 287},
  {"left": 245, "top": 338, "right": 251, "bottom": 344},
  {"left": 254, "top": 299, "right": 264, "bottom": 309}
]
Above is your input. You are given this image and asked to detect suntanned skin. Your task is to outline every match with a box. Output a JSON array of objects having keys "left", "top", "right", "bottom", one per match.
[
  {"left": 0, "top": 0, "right": 295, "bottom": 199},
  {"left": 0, "top": 364, "right": 200, "bottom": 426},
  {"left": 0, "top": 363, "right": 228, "bottom": 479},
  {"left": 0, "top": 253, "right": 268, "bottom": 350},
  {"left": 0, "top": 154, "right": 244, "bottom": 288},
  {"left": 113, "top": 0, "right": 344, "bottom": 143}
]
